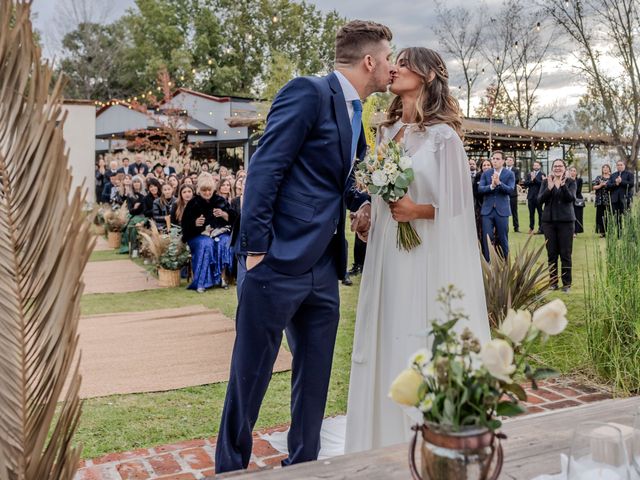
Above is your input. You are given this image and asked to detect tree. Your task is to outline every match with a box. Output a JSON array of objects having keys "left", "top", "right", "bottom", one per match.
[
  {"left": 432, "top": 1, "right": 485, "bottom": 117},
  {"left": 480, "top": 0, "right": 557, "bottom": 129},
  {"left": 543, "top": 0, "right": 640, "bottom": 187},
  {"left": 475, "top": 83, "right": 517, "bottom": 124}
]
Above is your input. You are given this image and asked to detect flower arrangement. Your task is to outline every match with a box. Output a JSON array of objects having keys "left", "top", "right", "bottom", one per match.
[
  {"left": 389, "top": 285, "right": 568, "bottom": 431},
  {"left": 137, "top": 222, "right": 190, "bottom": 271},
  {"left": 356, "top": 139, "right": 421, "bottom": 251},
  {"left": 102, "top": 205, "right": 130, "bottom": 233}
]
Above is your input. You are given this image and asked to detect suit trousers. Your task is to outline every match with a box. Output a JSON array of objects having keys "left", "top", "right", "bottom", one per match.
[
  {"left": 481, "top": 210, "right": 509, "bottom": 261},
  {"left": 510, "top": 196, "right": 519, "bottom": 231},
  {"left": 542, "top": 221, "right": 574, "bottom": 287},
  {"left": 216, "top": 251, "right": 340, "bottom": 473},
  {"left": 611, "top": 200, "right": 629, "bottom": 234},
  {"left": 353, "top": 235, "right": 367, "bottom": 268},
  {"left": 527, "top": 198, "right": 543, "bottom": 232}
]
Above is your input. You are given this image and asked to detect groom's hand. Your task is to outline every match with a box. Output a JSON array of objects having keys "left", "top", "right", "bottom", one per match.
[
  {"left": 246, "top": 254, "right": 265, "bottom": 271},
  {"left": 351, "top": 203, "right": 371, "bottom": 241}
]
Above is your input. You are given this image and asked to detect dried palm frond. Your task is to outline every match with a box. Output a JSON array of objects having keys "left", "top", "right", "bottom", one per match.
[
  {"left": 102, "top": 205, "right": 129, "bottom": 232},
  {"left": 0, "top": 1, "right": 93, "bottom": 479},
  {"left": 480, "top": 236, "right": 551, "bottom": 328}
]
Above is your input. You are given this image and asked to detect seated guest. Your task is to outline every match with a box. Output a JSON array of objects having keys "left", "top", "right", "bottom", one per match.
[
  {"left": 109, "top": 174, "right": 126, "bottom": 208},
  {"left": 152, "top": 183, "right": 176, "bottom": 231},
  {"left": 167, "top": 174, "right": 180, "bottom": 195},
  {"left": 217, "top": 177, "right": 234, "bottom": 202},
  {"left": 152, "top": 162, "right": 166, "bottom": 181},
  {"left": 120, "top": 175, "right": 147, "bottom": 254},
  {"left": 171, "top": 184, "right": 195, "bottom": 226},
  {"left": 162, "top": 156, "right": 176, "bottom": 176},
  {"left": 128, "top": 153, "right": 149, "bottom": 176},
  {"left": 101, "top": 159, "right": 119, "bottom": 203},
  {"left": 143, "top": 178, "right": 162, "bottom": 219},
  {"left": 181, "top": 173, "right": 233, "bottom": 292}
]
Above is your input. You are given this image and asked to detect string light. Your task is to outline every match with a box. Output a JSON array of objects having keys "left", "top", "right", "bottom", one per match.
[
  {"left": 272, "top": 15, "right": 279, "bottom": 23},
  {"left": 536, "top": 22, "right": 541, "bottom": 31}
]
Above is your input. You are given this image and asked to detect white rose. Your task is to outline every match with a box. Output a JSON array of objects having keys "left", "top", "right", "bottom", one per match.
[
  {"left": 480, "top": 339, "right": 516, "bottom": 383},
  {"left": 399, "top": 156, "right": 412, "bottom": 171},
  {"left": 371, "top": 170, "right": 388, "bottom": 187},
  {"left": 419, "top": 393, "right": 436, "bottom": 413},
  {"left": 389, "top": 368, "right": 423, "bottom": 406},
  {"left": 499, "top": 309, "right": 531, "bottom": 344},
  {"left": 532, "top": 299, "right": 568, "bottom": 335}
]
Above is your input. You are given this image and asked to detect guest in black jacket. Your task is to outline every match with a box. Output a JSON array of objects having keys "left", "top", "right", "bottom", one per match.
[
  {"left": 152, "top": 184, "right": 176, "bottom": 232},
  {"left": 568, "top": 166, "right": 584, "bottom": 235},
  {"left": 538, "top": 159, "right": 577, "bottom": 292},
  {"left": 523, "top": 160, "right": 544, "bottom": 234},
  {"left": 143, "top": 178, "right": 161, "bottom": 219},
  {"left": 505, "top": 156, "right": 521, "bottom": 232},
  {"left": 128, "top": 153, "right": 149, "bottom": 176},
  {"left": 607, "top": 160, "right": 635, "bottom": 231},
  {"left": 592, "top": 164, "right": 612, "bottom": 236},
  {"left": 120, "top": 175, "right": 147, "bottom": 254}
]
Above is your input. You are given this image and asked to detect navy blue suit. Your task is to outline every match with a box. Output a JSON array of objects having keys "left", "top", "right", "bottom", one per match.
[
  {"left": 215, "top": 73, "right": 369, "bottom": 473},
  {"left": 478, "top": 168, "right": 515, "bottom": 260}
]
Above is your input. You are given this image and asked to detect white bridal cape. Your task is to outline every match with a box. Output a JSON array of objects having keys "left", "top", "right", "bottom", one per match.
[{"left": 344, "top": 122, "right": 491, "bottom": 453}]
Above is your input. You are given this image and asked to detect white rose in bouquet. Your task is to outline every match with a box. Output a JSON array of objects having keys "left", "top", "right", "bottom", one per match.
[
  {"left": 499, "top": 309, "right": 531, "bottom": 344},
  {"left": 532, "top": 299, "right": 568, "bottom": 335},
  {"left": 399, "top": 155, "right": 412, "bottom": 171},
  {"left": 480, "top": 339, "right": 516, "bottom": 383},
  {"left": 371, "top": 170, "right": 388, "bottom": 187}
]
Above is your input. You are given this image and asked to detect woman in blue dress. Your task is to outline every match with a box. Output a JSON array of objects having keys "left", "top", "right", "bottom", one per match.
[{"left": 181, "top": 173, "right": 234, "bottom": 292}]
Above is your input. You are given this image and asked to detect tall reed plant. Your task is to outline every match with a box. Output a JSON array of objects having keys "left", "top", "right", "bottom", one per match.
[{"left": 585, "top": 202, "right": 640, "bottom": 394}]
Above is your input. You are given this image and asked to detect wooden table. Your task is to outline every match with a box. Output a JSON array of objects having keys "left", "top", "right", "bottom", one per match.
[{"left": 216, "top": 397, "right": 640, "bottom": 479}]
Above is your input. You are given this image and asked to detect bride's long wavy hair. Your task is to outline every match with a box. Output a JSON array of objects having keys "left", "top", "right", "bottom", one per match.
[{"left": 382, "top": 47, "right": 463, "bottom": 138}]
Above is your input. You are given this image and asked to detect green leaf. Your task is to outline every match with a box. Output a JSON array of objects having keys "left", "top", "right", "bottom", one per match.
[
  {"left": 393, "top": 186, "right": 405, "bottom": 198},
  {"left": 496, "top": 401, "right": 526, "bottom": 417},
  {"left": 369, "top": 185, "right": 380, "bottom": 195},
  {"left": 403, "top": 168, "right": 415, "bottom": 180},
  {"left": 394, "top": 174, "right": 409, "bottom": 189},
  {"left": 487, "top": 419, "right": 502, "bottom": 430},
  {"left": 503, "top": 383, "right": 527, "bottom": 402}
]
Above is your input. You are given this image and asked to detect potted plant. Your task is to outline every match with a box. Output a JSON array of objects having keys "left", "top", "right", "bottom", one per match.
[
  {"left": 137, "top": 222, "right": 190, "bottom": 287},
  {"left": 102, "top": 205, "right": 129, "bottom": 248},
  {"left": 389, "top": 285, "right": 568, "bottom": 480}
]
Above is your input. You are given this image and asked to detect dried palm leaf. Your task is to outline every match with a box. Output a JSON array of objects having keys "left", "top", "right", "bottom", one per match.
[
  {"left": 0, "top": 1, "right": 93, "bottom": 479},
  {"left": 137, "top": 221, "right": 171, "bottom": 264},
  {"left": 480, "top": 236, "right": 551, "bottom": 328}
]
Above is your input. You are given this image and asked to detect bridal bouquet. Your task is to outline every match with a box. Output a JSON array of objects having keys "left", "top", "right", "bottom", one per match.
[
  {"left": 389, "top": 285, "right": 568, "bottom": 431},
  {"left": 355, "top": 140, "right": 421, "bottom": 251}
]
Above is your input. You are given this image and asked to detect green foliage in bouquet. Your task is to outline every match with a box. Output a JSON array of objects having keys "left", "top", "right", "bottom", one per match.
[
  {"left": 138, "top": 222, "right": 190, "bottom": 271},
  {"left": 480, "top": 236, "right": 550, "bottom": 328},
  {"left": 389, "top": 286, "right": 568, "bottom": 432},
  {"left": 102, "top": 205, "right": 129, "bottom": 233},
  {"left": 586, "top": 203, "right": 640, "bottom": 394}
]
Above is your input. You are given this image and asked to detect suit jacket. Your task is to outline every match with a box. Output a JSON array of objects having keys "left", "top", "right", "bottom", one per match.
[
  {"left": 524, "top": 170, "right": 544, "bottom": 201},
  {"left": 538, "top": 179, "right": 577, "bottom": 223},
  {"left": 478, "top": 168, "right": 515, "bottom": 217},
  {"left": 506, "top": 167, "right": 520, "bottom": 198},
  {"left": 128, "top": 163, "right": 149, "bottom": 176},
  {"left": 606, "top": 170, "right": 634, "bottom": 204},
  {"left": 238, "top": 73, "right": 369, "bottom": 278}
]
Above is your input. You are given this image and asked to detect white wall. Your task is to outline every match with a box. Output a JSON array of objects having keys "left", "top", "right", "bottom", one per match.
[{"left": 61, "top": 103, "right": 96, "bottom": 203}]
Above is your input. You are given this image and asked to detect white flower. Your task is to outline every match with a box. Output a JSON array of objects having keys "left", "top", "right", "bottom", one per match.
[
  {"left": 421, "top": 361, "right": 436, "bottom": 378},
  {"left": 532, "top": 299, "right": 568, "bottom": 335},
  {"left": 389, "top": 368, "right": 423, "bottom": 406},
  {"left": 371, "top": 170, "right": 388, "bottom": 187},
  {"left": 382, "top": 162, "right": 398, "bottom": 177},
  {"left": 499, "top": 309, "right": 532, "bottom": 344},
  {"left": 480, "top": 339, "right": 516, "bottom": 383},
  {"left": 399, "top": 156, "right": 412, "bottom": 171},
  {"left": 419, "top": 394, "right": 436, "bottom": 413},
  {"left": 409, "top": 349, "right": 430, "bottom": 368}
]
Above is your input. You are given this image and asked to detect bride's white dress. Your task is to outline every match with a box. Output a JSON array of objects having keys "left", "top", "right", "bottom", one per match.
[
  {"left": 260, "top": 121, "right": 491, "bottom": 458},
  {"left": 344, "top": 121, "right": 491, "bottom": 453}
]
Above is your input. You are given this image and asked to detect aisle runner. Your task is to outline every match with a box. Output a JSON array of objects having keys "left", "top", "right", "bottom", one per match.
[
  {"left": 69, "top": 306, "right": 292, "bottom": 398},
  {"left": 83, "top": 259, "right": 160, "bottom": 294}
]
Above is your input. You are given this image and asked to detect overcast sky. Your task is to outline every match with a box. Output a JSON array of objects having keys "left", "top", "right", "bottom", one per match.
[{"left": 31, "top": 0, "right": 586, "bottom": 124}]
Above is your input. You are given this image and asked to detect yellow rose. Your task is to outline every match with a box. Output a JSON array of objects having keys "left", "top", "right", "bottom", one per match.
[
  {"left": 499, "top": 309, "right": 531, "bottom": 344},
  {"left": 532, "top": 299, "right": 568, "bottom": 335},
  {"left": 480, "top": 339, "right": 516, "bottom": 383},
  {"left": 388, "top": 368, "right": 423, "bottom": 406}
]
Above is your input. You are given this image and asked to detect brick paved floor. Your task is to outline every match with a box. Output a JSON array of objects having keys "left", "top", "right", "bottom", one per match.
[{"left": 74, "top": 379, "right": 612, "bottom": 479}]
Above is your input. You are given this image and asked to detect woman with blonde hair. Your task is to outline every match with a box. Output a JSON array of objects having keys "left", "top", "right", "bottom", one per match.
[{"left": 345, "top": 47, "right": 491, "bottom": 452}]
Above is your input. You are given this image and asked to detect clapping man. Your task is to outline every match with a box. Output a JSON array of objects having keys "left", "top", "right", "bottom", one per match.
[
  {"left": 505, "top": 156, "right": 520, "bottom": 233},
  {"left": 478, "top": 150, "right": 515, "bottom": 260},
  {"left": 523, "top": 160, "right": 545, "bottom": 234},
  {"left": 607, "top": 160, "right": 635, "bottom": 231}
]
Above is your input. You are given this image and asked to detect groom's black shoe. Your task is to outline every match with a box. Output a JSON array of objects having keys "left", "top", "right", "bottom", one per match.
[
  {"left": 348, "top": 263, "right": 362, "bottom": 276},
  {"left": 342, "top": 273, "right": 353, "bottom": 286}
]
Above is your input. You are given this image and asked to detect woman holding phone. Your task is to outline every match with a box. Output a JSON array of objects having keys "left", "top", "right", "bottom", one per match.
[{"left": 538, "top": 159, "right": 577, "bottom": 292}]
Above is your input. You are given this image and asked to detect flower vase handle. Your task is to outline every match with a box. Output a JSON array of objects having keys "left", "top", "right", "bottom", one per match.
[
  {"left": 409, "top": 424, "right": 422, "bottom": 480},
  {"left": 482, "top": 432, "right": 506, "bottom": 480}
]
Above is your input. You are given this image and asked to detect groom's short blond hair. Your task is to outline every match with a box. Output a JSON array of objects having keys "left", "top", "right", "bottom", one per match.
[{"left": 335, "top": 20, "right": 393, "bottom": 66}]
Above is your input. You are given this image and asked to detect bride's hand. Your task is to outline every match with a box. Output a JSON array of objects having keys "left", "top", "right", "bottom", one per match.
[{"left": 389, "top": 195, "right": 417, "bottom": 222}]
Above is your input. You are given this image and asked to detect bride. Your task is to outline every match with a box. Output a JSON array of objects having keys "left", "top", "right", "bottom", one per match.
[{"left": 344, "top": 47, "right": 491, "bottom": 453}]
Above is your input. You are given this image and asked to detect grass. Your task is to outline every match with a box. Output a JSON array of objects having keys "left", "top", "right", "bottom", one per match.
[{"left": 75, "top": 203, "right": 602, "bottom": 458}]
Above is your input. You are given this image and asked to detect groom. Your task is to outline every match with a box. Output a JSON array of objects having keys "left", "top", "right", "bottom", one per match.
[{"left": 215, "top": 20, "right": 396, "bottom": 473}]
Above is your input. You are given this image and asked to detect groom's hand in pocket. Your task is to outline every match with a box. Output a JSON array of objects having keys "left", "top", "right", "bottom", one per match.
[{"left": 246, "top": 254, "right": 265, "bottom": 271}]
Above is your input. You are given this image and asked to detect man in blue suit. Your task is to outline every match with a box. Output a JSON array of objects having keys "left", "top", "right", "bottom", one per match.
[
  {"left": 478, "top": 150, "right": 515, "bottom": 260},
  {"left": 215, "top": 20, "right": 396, "bottom": 474}
]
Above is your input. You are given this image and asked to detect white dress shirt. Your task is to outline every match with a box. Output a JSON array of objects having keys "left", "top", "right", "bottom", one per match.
[{"left": 334, "top": 70, "right": 360, "bottom": 125}]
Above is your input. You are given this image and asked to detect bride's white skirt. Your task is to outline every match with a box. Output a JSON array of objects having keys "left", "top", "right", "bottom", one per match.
[{"left": 260, "top": 416, "right": 347, "bottom": 459}]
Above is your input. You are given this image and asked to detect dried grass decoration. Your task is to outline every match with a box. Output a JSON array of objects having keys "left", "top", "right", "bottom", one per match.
[
  {"left": 103, "top": 205, "right": 129, "bottom": 248},
  {"left": 138, "top": 222, "right": 190, "bottom": 287},
  {"left": 0, "top": 1, "right": 94, "bottom": 478}
]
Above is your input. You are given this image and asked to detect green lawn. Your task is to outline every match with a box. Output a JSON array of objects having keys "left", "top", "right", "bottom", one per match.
[{"left": 75, "top": 204, "right": 602, "bottom": 458}]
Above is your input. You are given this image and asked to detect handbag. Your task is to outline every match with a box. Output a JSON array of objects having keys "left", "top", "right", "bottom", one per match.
[{"left": 574, "top": 198, "right": 585, "bottom": 207}]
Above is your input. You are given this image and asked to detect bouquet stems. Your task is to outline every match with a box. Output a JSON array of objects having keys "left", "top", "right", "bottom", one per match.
[{"left": 397, "top": 222, "right": 421, "bottom": 251}]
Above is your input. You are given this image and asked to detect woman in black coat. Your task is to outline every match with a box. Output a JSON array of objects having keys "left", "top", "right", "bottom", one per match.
[
  {"left": 538, "top": 159, "right": 577, "bottom": 292},
  {"left": 592, "top": 164, "right": 612, "bottom": 237},
  {"left": 568, "top": 166, "right": 584, "bottom": 235}
]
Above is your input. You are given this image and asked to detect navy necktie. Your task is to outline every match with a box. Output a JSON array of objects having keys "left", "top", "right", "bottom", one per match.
[{"left": 350, "top": 99, "right": 363, "bottom": 163}]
